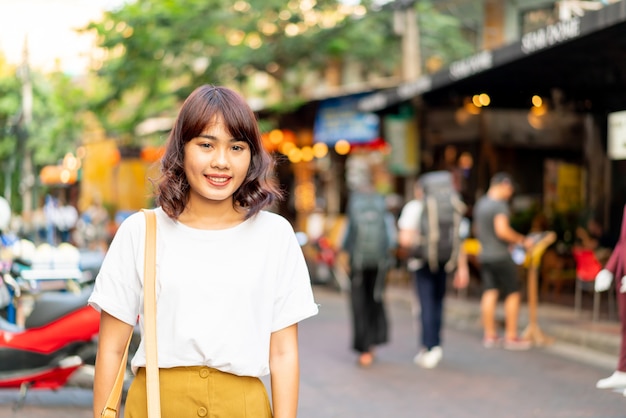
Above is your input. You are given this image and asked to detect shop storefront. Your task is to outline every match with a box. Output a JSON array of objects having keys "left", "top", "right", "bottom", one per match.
[{"left": 357, "top": 0, "right": 626, "bottom": 240}]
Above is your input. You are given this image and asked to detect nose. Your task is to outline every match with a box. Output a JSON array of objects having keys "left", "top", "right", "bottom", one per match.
[{"left": 210, "top": 148, "right": 229, "bottom": 169}]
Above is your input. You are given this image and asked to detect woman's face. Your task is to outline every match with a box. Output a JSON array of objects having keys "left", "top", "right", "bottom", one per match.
[{"left": 183, "top": 116, "right": 251, "bottom": 208}]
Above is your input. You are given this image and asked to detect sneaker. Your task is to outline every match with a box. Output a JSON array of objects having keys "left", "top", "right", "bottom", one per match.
[
  {"left": 596, "top": 371, "right": 626, "bottom": 389},
  {"left": 413, "top": 349, "right": 427, "bottom": 365},
  {"left": 503, "top": 337, "right": 532, "bottom": 351},
  {"left": 414, "top": 346, "right": 442, "bottom": 369},
  {"left": 483, "top": 336, "right": 502, "bottom": 349}
]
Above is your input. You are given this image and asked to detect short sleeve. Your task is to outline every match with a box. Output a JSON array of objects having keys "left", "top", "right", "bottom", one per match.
[
  {"left": 271, "top": 222, "right": 319, "bottom": 332},
  {"left": 87, "top": 212, "right": 143, "bottom": 326},
  {"left": 398, "top": 200, "right": 422, "bottom": 232}
]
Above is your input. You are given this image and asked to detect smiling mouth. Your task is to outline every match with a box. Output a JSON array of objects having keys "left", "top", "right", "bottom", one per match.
[{"left": 206, "top": 175, "right": 231, "bottom": 184}]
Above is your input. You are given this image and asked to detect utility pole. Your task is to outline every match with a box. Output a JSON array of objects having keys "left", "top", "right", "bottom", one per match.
[
  {"left": 18, "top": 36, "right": 34, "bottom": 223},
  {"left": 393, "top": 0, "right": 421, "bottom": 81}
]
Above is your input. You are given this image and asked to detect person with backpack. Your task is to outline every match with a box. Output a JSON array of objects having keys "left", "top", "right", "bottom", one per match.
[
  {"left": 397, "top": 171, "right": 469, "bottom": 368},
  {"left": 473, "top": 172, "right": 534, "bottom": 350},
  {"left": 341, "top": 170, "right": 397, "bottom": 368}
]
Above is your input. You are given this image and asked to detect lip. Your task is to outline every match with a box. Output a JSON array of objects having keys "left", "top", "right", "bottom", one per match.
[{"left": 204, "top": 174, "right": 232, "bottom": 187}]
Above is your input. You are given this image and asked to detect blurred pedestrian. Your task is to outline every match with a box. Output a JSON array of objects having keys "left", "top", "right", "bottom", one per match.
[
  {"left": 473, "top": 172, "right": 533, "bottom": 350},
  {"left": 397, "top": 172, "right": 469, "bottom": 369},
  {"left": 89, "top": 85, "right": 319, "bottom": 418},
  {"left": 79, "top": 194, "right": 110, "bottom": 251},
  {"left": 341, "top": 164, "right": 396, "bottom": 367},
  {"left": 594, "top": 204, "right": 626, "bottom": 394}
]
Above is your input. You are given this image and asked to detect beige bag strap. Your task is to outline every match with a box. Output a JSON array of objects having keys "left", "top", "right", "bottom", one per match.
[
  {"left": 142, "top": 208, "right": 161, "bottom": 417},
  {"left": 101, "top": 334, "right": 132, "bottom": 418},
  {"left": 101, "top": 208, "right": 160, "bottom": 417}
]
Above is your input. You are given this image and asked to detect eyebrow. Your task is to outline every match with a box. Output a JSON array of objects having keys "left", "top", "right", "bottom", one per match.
[{"left": 197, "top": 134, "right": 246, "bottom": 142}]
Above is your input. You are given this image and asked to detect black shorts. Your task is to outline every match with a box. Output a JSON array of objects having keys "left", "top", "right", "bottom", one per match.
[{"left": 480, "top": 258, "right": 521, "bottom": 297}]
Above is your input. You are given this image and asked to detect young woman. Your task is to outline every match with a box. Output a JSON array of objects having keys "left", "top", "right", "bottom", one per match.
[{"left": 89, "top": 85, "right": 319, "bottom": 418}]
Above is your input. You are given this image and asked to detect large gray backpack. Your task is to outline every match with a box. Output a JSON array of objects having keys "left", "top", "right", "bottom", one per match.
[
  {"left": 415, "top": 171, "right": 466, "bottom": 272},
  {"left": 347, "top": 192, "right": 390, "bottom": 269}
]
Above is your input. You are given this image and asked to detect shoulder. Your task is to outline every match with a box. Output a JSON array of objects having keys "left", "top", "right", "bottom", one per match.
[
  {"left": 398, "top": 200, "right": 422, "bottom": 229},
  {"left": 250, "top": 210, "right": 294, "bottom": 232},
  {"left": 399, "top": 200, "right": 422, "bottom": 217}
]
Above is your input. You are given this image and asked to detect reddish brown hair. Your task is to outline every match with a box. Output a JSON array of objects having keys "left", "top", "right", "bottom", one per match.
[{"left": 155, "top": 85, "right": 282, "bottom": 219}]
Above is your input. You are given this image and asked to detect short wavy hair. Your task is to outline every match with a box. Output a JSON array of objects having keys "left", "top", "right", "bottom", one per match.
[{"left": 155, "top": 85, "right": 282, "bottom": 219}]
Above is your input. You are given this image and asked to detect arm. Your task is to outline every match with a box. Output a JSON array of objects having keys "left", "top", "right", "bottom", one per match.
[
  {"left": 93, "top": 311, "right": 134, "bottom": 418},
  {"left": 269, "top": 323, "right": 299, "bottom": 418},
  {"left": 493, "top": 213, "right": 530, "bottom": 248},
  {"left": 397, "top": 201, "right": 420, "bottom": 250},
  {"left": 397, "top": 227, "right": 417, "bottom": 250},
  {"left": 453, "top": 246, "right": 470, "bottom": 289},
  {"left": 575, "top": 226, "right": 599, "bottom": 249}
]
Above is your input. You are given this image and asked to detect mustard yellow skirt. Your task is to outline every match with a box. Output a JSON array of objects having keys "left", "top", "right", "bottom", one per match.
[{"left": 124, "top": 366, "right": 273, "bottom": 418}]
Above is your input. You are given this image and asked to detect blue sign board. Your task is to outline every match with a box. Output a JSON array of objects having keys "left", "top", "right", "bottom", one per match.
[{"left": 314, "top": 94, "right": 380, "bottom": 145}]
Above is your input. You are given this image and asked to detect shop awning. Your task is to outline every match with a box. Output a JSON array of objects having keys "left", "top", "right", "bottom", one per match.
[{"left": 358, "top": 0, "right": 626, "bottom": 112}]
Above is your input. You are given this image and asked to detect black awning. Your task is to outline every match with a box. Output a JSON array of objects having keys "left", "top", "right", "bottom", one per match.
[{"left": 358, "top": 0, "right": 626, "bottom": 112}]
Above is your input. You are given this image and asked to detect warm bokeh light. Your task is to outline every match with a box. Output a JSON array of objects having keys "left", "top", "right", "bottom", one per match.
[
  {"left": 312, "top": 142, "right": 328, "bottom": 159},
  {"left": 472, "top": 95, "right": 482, "bottom": 107},
  {"left": 269, "top": 129, "right": 284, "bottom": 144},
  {"left": 531, "top": 104, "right": 547, "bottom": 116},
  {"left": 63, "top": 153, "right": 78, "bottom": 170},
  {"left": 301, "top": 146, "right": 314, "bottom": 162},
  {"left": 532, "top": 95, "right": 543, "bottom": 107},
  {"left": 464, "top": 99, "right": 481, "bottom": 115},
  {"left": 472, "top": 93, "right": 490, "bottom": 107},
  {"left": 288, "top": 147, "right": 303, "bottom": 163},
  {"left": 279, "top": 141, "right": 296, "bottom": 155},
  {"left": 60, "top": 169, "right": 72, "bottom": 184},
  {"left": 334, "top": 139, "right": 351, "bottom": 155}
]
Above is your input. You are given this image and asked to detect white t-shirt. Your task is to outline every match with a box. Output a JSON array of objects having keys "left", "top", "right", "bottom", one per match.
[
  {"left": 397, "top": 199, "right": 424, "bottom": 271},
  {"left": 88, "top": 208, "right": 319, "bottom": 377}
]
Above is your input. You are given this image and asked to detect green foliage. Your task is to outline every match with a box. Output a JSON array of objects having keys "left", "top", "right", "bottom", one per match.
[
  {"left": 418, "top": 0, "right": 476, "bottom": 68},
  {"left": 83, "top": 0, "right": 398, "bottom": 138},
  {"left": 28, "top": 72, "right": 88, "bottom": 166},
  {"left": 83, "top": 0, "right": 477, "bottom": 140},
  {"left": 0, "top": 60, "right": 88, "bottom": 210}
]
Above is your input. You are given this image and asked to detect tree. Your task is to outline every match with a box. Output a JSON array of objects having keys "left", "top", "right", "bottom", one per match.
[
  {"left": 0, "top": 55, "right": 88, "bottom": 212},
  {"left": 83, "top": 0, "right": 474, "bottom": 141}
]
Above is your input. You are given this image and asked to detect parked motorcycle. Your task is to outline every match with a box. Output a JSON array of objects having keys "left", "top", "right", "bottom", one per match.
[
  {"left": 0, "top": 233, "right": 100, "bottom": 407},
  {"left": 0, "top": 282, "right": 100, "bottom": 407}
]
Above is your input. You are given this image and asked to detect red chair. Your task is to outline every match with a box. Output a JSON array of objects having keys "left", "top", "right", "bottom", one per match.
[{"left": 572, "top": 248, "right": 614, "bottom": 321}]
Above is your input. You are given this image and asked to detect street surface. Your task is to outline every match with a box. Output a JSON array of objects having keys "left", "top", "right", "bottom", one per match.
[{"left": 0, "top": 285, "right": 624, "bottom": 417}]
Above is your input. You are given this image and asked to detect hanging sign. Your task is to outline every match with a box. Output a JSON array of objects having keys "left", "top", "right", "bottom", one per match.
[{"left": 314, "top": 94, "right": 380, "bottom": 145}]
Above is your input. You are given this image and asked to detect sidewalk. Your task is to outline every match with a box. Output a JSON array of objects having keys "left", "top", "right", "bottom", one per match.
[{"left": 385, "top": 283, "right": 622, "bottom": 367}]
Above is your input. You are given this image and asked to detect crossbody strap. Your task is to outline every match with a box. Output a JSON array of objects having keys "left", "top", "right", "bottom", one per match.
[
  {"left": 142, "top": 209, "right": 161, "bottom": 417},
  {"left": 101, "top": 333, "right": 132, "bottom": 418}
]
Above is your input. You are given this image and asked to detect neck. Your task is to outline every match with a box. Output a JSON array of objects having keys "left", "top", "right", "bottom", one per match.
[{"left": 178, "top": 199, "right": 247, "bottom": 230}]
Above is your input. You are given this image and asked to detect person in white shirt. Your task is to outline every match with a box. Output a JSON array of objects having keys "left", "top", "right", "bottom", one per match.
[
  {"left": 397, "top": 179, "right": 469, "bottom": 369},
  {"left": 89, "top": 85, "right": 319, "bottom": 418}
]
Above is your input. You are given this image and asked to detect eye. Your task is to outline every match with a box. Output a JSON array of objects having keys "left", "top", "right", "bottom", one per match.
[
  {"left": 232, "top": 143, "right": 247, "bottom": 152},
  {"left": 199, "top": 142, "right": 213, "bottom": 149}
]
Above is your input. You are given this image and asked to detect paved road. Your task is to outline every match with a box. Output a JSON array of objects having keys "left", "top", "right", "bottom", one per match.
[{"left": 1, "top": 285, "right": 624, "bottom": 417}]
